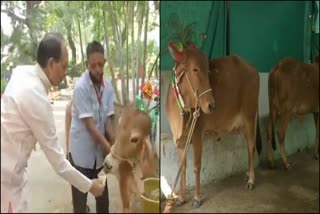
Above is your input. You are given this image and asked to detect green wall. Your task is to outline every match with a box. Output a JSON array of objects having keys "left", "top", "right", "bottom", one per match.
[
  {"left": 160, "top": 1, "right": 313, "bottom": 72},
  {"left": 230, "top": 1, "right": 312, "bottom": 73}
]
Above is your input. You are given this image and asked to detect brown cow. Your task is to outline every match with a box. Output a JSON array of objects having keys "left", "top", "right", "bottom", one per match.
[
  {"left": 166, "top": 41, "right": 260, "bottom": 208},
  {"left": 103, "top": 103, "right": 158, "bottom": 213},
  {"left": 267, "top": 55, "right": 319, "bottom": 169}
]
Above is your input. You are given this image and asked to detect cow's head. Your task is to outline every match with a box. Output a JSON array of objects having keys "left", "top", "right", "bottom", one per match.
[
  {"left": 103, "top": 104, "right": 154, "bottom": 178},
  {"left": 168, "top": 41, "right": 215, "bottom": 114}
]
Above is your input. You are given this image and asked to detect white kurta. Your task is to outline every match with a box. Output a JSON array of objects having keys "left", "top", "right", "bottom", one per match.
[{"left": 1, "top": 64, "right": 92, "bottom": 213}]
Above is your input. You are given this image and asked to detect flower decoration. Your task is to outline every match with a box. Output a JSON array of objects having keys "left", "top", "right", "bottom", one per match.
[
  {"left": 141, "top": 81, "right": 153, "bottom": 100},
  {"left": 140, "top": 81, "right": 159, "bottom": 101}
]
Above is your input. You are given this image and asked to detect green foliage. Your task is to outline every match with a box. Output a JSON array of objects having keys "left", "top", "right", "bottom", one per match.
[
  {"left": 1, "top": 1, "right": 159, "bottom": 103},
  {"left": 1, "top": 78, "right": 7, "bottom": 93}
]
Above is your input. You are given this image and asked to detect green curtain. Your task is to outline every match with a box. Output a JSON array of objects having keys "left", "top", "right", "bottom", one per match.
[
  {"left": 230, "top": 1, "right": 310, "bottom": 72},
  {"left": 160, "top": 1, "right": 226, "bottom": 71},
  {"left": 160, "top": 1, "right": 313, "bottom": 73},
  {"left": 311, "top": 0, "right": 319, "bottom": 62}
]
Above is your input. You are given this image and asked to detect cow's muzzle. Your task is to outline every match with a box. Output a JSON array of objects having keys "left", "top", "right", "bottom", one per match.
[{"left": 103, "top": 158, "right": 113, "bottom": 174}]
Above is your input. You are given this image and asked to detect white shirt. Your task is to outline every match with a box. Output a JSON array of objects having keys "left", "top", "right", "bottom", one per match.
[{"left": 1, "top": 64, "right": 92, "bottom": 212}]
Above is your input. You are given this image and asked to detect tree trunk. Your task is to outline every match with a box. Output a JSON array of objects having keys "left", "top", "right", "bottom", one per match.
[
  {"left": 141, "top": 3, "right": 149, "bottom": 87},
  {"left": 25, "top": 1, "right": 38, "bottom": 61},
  {"left": 107, "top": 2, "right": 126, "bottom": 105},
  {"left": 136, "top": 2, "right": 145, "bottom": 95},
  {"left": 77, "top": 17, "right": 85, "bottom": 72},
  {"left": 126, "top": 2, "right": 129, "bottom": 102},
  {"left": 103, "top": 8, "right": 120, "bottom": 104},
  {"left": 131, "top": 1, "right": 136, "bottom": 97},
  {"left": 82, "top": 1, "right": 88, "bottom": 48},
  {"left": 97, "top": 1, "right": 100, "bottom": 41},
  {"left": 67, "top": 28, "right": 76, "bottom": 68}
]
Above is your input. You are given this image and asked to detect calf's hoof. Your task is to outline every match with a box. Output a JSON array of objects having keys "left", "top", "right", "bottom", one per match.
[
  {"left": 192, "top": 199, "right": 201, "bottom": 209},
  {"left": 245, "top": 182, "right": 255, "bottom": 191},
  {"left": 175, "top": 198, "right": 185, "bottom": 207}
]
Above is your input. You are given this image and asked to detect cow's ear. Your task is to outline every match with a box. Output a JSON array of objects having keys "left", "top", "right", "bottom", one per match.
[
  {"left": 187, "top": 40, "right": 197, "bottom": 49},
  {"left": 139, "top": 136, "right": 155, "bottom": 179},
  {"left": 168, "top": 41, "right": 185, "bottom": 63}
]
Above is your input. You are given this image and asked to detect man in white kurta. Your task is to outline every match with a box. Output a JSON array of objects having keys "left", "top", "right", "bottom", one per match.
[{"left": 1, "top": 32, "right": 105, "bottom": 213}]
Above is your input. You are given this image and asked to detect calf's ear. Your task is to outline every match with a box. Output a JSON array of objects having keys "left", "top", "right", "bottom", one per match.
[{"left": 139, "top": 135, "right": 155, "bottom": 178}]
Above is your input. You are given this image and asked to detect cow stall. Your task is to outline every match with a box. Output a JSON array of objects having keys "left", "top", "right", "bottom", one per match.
[{"left": 160, "top": 1, "right": 319, "bottom": 212}]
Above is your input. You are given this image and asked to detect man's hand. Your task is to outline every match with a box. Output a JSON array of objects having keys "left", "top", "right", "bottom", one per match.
[{"left": 89, "top": 178, "right": 105, "bottom": 197}]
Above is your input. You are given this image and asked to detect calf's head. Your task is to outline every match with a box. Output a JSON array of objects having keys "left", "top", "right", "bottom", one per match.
[{"left": 103, "top": 105, "right": 153, "bottom": 177}]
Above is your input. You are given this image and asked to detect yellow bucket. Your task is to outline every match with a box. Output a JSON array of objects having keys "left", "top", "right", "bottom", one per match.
[{"left": 140, "top": 177, "right": 160, "bottom": 213}]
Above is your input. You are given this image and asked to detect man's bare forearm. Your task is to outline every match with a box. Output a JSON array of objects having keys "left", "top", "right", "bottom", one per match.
[
  {"left": 83, "top": 117, "right": 110, "bottom": 149},
  {"left": 105, "top": 115, "right": 115, "bottom": 145}
]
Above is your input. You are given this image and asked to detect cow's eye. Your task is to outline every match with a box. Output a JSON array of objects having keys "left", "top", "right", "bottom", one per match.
[
  {"left": 193, "top": 67, "right": 199, "bottom": 72},
  {"left": 131, "top": 137, "right": 139, "bottom": 143}
]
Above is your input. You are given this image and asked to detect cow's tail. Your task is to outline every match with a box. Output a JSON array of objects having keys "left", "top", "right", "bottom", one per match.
[
  {"left": 268, "top": 65, "right": 278, "bottom": 151},
  {"left": 256, "top": 106, "right": 262, "bottom": 155}
]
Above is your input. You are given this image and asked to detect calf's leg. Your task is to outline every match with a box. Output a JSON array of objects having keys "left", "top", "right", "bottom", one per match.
[
  {"left": 244, "top": 116, "right": 257, "bottom": 190},
  {"left": 267, "top": 106, "right": 278, "bottom": 169},
  {"left": 277, "top": 113, "right": 291, "bottom": 169}
]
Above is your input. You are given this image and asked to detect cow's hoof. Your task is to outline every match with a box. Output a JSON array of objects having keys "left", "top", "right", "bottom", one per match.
[
  {"left": 175, "top": 199, "right": 185, "bottom": 207},
  {"left": 244, "top": 173, "right": 250, "bottom": 182},
  {"left": 284, "top": 162, "right": 292, "bottom": 170},
  {"left": 245, "top": 182, "right": 255, "bottom": 191},
  {"left": 192, "top": 199, "right": 201, "bottom": 209}
]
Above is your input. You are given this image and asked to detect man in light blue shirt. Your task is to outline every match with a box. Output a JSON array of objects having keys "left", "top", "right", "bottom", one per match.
[{"left": 68, "top": 41, "right": 115, "bottom": 213}]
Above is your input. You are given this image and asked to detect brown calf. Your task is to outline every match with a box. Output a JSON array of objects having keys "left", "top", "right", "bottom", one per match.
[
  {"left": 103, "top": 103, "right": 157, "bottom": 213},
  {"left": 267, "top": 55, "right": 319, "bottom": 169}
]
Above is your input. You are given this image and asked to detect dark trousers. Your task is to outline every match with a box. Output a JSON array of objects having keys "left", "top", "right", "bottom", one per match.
[{"left": 69, "top": 153, "right": 109, "bottom": 213}]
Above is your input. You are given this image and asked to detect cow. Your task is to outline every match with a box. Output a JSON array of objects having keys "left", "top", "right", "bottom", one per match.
[
  {"left": 103, "top": 103, "right": 158, "bottom": 213},
  {"left": 267, "top": 54, "right": 319, "bottom": 170},
  {"left": 166, "top": 41, "right": 260, "bottom": 209}
]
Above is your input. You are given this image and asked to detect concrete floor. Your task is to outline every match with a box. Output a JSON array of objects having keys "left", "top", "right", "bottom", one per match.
[{"left": 161, "top": 150, "right": 319, "bottom": 213}]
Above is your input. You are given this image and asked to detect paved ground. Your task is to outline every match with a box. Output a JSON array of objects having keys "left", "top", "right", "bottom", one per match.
[
  {"left": 27, "top": 100, "right": 123, "bottom": 213},
  {"left": 161, "top": 150, "right": 319, "bottom": 213}
]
